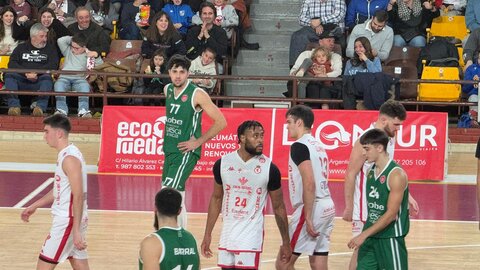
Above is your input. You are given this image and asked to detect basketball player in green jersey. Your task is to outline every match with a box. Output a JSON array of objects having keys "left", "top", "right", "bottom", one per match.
[
  {"left": 348, "top": 129, "right": 410, "bottom": 270},
  {"left": 163, "top": 54, "right": 227, "bottom": 227},
  {"left": 139, "top": 188, "right": 200, "bottom": 270}
]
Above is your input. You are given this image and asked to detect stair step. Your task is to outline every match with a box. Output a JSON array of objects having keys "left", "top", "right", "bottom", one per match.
[
  {"left": 250, "top": 3, "right": 301, "bottom": 18},
  {"left": 225, "top": 80, "right": 287, "bottom": 97},
  {"left": 232, "top": 64, "right": 290, "bottom": 76},
  {"left": 250, "top": 18, "right": 301, "bottom": 32},
  {"left": 243, "top": 32, "right": 291, "bottom": 49},
  {"left": 236, "top": 50, "right": 290, "bottom": 65}
]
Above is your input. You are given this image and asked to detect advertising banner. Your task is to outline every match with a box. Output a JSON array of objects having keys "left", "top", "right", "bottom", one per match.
[{"left": 99, "top": 106, "right": 447, "bottom": 180}]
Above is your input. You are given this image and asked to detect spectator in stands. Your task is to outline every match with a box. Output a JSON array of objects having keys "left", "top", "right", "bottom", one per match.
[
  {"left": 462, "top": 51, "right": 480, "bottom": 123},
  {"left": 0, "top": 6, "right": 28, "bottom": 55},
  {"left": 438, "top": 0, "right": 466, "bottom": 16},
  {"left": 466, "top": 0, "right": 480, "bottom": 32},
  {"left": 10, "top": 0, "right": 32, "bottom": 24},
  {"left": 345, "top": 0, "right": 389, "bottom": 29},
  {"left": 289, "top": 0, "right": 346, "bottom": 67},
  {"left": 162, "top": 0, "right": 194, "bottom": 37},
  {"left": 192, "top": 0, "right": 238, "bottom": 40},
  {"left": 344, "top": 36, "right": 381, "bottom": 75},
  {"left": 54, "top": 34, "right": 103, "bottom": 117},
  {"left": 85, "top": 0, "right": 120, "bottom": 35},
  {"left": 189, "top": 47, "right": 217, "bottom": 94},
  {"left": 141, "top": 11, "right": 186, "bottom": 60},
  {"left": 463, "top": 28, "right": 480, "bottom": 71},
  {"left": 119, "top": 0, "right": 148, "bottom": 40},
  {"left": 346, "top": 9, "right": 393, "bottom": 61},
  {"left": 387, "top": 0, "right": 439, "bottom": 48},
  {"left": 45, "top": 0, "right": 78, "bottom": 27},
  {"left": 31, "top": 7, "right": 72, "bottom": 53},
  {"left": 185, "top": 1, "right": 227, "bottom": 64},
  {"left": 288, "top": 29, "right": 342, "bottom": 99},
  {"left": 229, "top": 0, "right": 259, "bottom": 49},
  {"left": 68, "top": 7, "right": 111, "bottom": 55},
  {"left": 143, "top": 48, "right": 167, "bottom": 106},
  {"left": 5, "top": 23, "right": 59, "bottom": 116}
]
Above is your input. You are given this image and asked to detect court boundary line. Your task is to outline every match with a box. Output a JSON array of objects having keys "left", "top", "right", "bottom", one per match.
[{"left": 13, "top": 177, "right": 54, "bottom": 208}]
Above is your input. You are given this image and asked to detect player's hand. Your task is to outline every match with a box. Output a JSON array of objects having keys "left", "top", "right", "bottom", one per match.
[
  {"left": 342, "top": 207, "right": 353, "bottom": 222},
  {"left": 306, "top": 219, "right": 319, "bottom": 238},
  {"left": 347, "top": 234, "right": 366, "bottom": 250},
  {"left": 21, "top": 206, "right": 36, "bottom": 222},
  {"left": 408, "top": 194, "right": 420, "bottom": 217},
  {"left": 201, "top": 235, "right": 213, "bottom": 258},
  {"left": 73, "top": 230, "right": 87, "bottom": 250},
  {"left": 278, "top": 243, "right": 292, "bottom": 263},
  {"left": 177, "top": 136, "right": 200, "bottom": 154}
]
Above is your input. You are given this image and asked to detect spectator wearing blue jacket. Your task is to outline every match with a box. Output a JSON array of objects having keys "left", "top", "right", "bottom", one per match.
[
  {"left": 162, "top": 0, "right": 194, "bottom": 36},
  {"left": 463, "top": 59, "right": 480, "bottom": 116},
  {"left": 345, "top": 0, "right": 389, "bottom": 29}
]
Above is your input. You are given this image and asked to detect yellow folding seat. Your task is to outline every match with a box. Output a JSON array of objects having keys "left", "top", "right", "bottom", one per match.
[
  {"left": 417, "top": 61, "right": 461, "bottom": 101},
  {"left": 426, "top": 16, "right": 468, "bottom": 43},
  {"left": 0, "top": 55, "right": 9, "bottom": 69}
]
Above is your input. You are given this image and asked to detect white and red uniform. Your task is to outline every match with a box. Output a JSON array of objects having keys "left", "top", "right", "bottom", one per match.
[
  {"left": 213, "top": 151, "right": 281, "bottom": 269},
  {"left": 288, "top": 134, "right": 335, "bottom": 255},
  {"left": 40, "top": 144, "right": 88, "bottom": 264},
  {"left": 352, "top": 130, "right": 395, "bottom": 235}
]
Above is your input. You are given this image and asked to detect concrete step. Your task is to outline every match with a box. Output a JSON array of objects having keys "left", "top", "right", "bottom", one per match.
[
  {"left": 250, "top": 18, "right": 301, "bottom": 33},
  {"left": 232, "top": 64, "right": 290, "bottom": 76},
  {"left": 253, "top": 0, "right": 303, "bottom": 4},
  {"left": 243, "top": 32, "right": 291, "bottom": 50},
  {"left": 250, "top": 3, "right": 301, "bottom": 18},
  {"left": 236, "top": 49, "right": 290, "bottom": 66},
  {"left": 225, "top": 80, "right": 288, "bottom": 97}
]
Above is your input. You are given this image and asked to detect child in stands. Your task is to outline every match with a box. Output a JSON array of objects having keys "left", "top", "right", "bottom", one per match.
[
  {"left": 143, "top": 49, "right": 167, "bottom": 105},
  {"left": 189, "top": 47, "right": 217, "bottom": 94}
]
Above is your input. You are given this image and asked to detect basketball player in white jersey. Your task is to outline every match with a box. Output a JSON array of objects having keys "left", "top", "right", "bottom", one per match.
[
  {"left": 276, "top": 105, "right": 335, "bottom": 270},
  {"left": 21, "top": 114, "right": 89, "bottom": 270},
  {"left": 343, "top": 100, "right": 419, "bottom": 270},
  {"left": 201, "top": 120, "right": 292, "bottom": 269}
]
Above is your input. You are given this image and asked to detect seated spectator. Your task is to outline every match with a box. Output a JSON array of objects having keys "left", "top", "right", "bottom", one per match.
[
  {"left": 345, "top": 0, "right": 389, "bottom": 29},
  {"left": 143, "top": 49, "right": 167, "bottom": 105},
  {"left": 462, "top": 53, "right": 480, "bottom": 123},
  {"left": 387, "top": 0, "right": 439, "bottom": 48},
  {"left": 5, "top": 23, "right": 59, "bottom": 116},
  {"left": 344, "top": 36, "right": 382, "bottom": 75},
  {"left": 346, "top": 10, "right": 393, "bottom": 61},
  {"left": 45, "top": 0, "right": 78, "bottom": 27},
  {"left": 466, "top": 0, "right": 480, "bottom": 32},
  {"left": 189, "top": 47, "right": 217, "bottom": 94},
  {"left": 10, "top": 0, "right": 32, "bottom": 25},
  {"left": 0, "top": 6, "right": 28, "bottom": 55},
  {"left": 289, "top": 0, "right": 346, "bottom": 67},
  {"left": 68, "top": 7, "right": 111, "bottom": 55},
  {"left": 141, "top": 11, "right": 186, "bottom": 60},
  {"left": 463, "top": 28, "right": 480, "bottom": 71},
  {"left": 162, "top": 0, "right": 194, "bottom": 37},
  {"left": 119, "top": 0, "right": 148, "bottom": 40},
  {"left": 438, "top": 0, "right": 466, "bottom": 16},
  {"left": 192, "top": 0, "right": 238, "bottom": 40},
  {"left": 85, "top": 0, "right": 120, "bottom": 35},
  {"left": 185, "top": 1, "right": 227, "bottom": 64},
  {"left": 30, "top": 7, "right": 72, "bottom": 54},
  {"left": 54, "top": 34, "right": 103, "bottom": 117},
  {"left": 288, "top": 29, "right": 342, "bottom": 99}
]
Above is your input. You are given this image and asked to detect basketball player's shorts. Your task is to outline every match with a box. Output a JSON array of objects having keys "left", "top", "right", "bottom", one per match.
[
  {"left": 217, "top": 249, "right": 260, "bottom": 269},
  {"left": 357, "top": 236, "right": 408, "bottom": 270},
  {"left": 289, "top": 197, "right": 335, "bottom": 255},
  {"left": 162, "top": 152, "right": 199, "bottom": 191},
  {"left": 39, "top": 215, "right": 88, "bottom": 264},
  {"left": 352, "top": 220, "right": 365, "bottom": 237}
]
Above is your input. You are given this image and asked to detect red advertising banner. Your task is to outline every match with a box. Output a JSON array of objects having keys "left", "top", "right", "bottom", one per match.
[{"left": 99, "top": 106, "right": 447, "bottom": 180}]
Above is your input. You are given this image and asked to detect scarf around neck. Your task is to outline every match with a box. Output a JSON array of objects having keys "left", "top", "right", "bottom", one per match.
[{"left": 397, "top": 0, "right": 422, "bottom": 22}]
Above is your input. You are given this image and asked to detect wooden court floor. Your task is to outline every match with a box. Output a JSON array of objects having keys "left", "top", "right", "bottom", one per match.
[{"left": 1, "top": 208, "right": 479, "bottom": 269}]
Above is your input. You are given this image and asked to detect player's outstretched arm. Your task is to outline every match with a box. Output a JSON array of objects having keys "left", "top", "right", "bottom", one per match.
[
  {"left": 348, "top": 168, "right": 407, "bottom": 249},
  {"left": 140, "top": 234, "right": 163, "bottom": 270},
  {"left": 343, "top": 140, "right": 366, "bottom": 222},
  {"left": 20, "top": 189, "right": 54, "bottom": 222},
  {"left": 64, "top": 156, "right": 87, "bottom": 250}
]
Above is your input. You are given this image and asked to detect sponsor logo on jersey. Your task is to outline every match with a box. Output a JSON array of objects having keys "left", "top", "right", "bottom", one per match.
[
  {"left": 174, "top": 247, "right": 196, "bottom": 255},
  {"left": 259, "top": 157, "right": 265, "bottom": 163},
  {"left": 368, "top": 201, "right": 385, "bottom": 211},
  {"left": 181, "top": 94, "right": 188, "bottom": 102},
  {"left": 256, "top": 187, "right": 262, "bottom": 194},
  {"left": 238, "top": 177, "right": 248, "bottom": 185},
  {"left": 380, "top": 175, "right": 386, "bottom": 184},
  {"left": 228, "top": 166, "right": 235, "bottom": 171},
  {"left": 254, "top": 165, "right": 261, "bottom": 174}
]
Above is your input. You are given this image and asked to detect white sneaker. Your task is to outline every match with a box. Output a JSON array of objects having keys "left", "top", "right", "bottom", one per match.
[
  {"left": 78, "top": 109, "right": 92, "bottom": 118},
  {"left": 55, "top": 109, "right": 67, "bottom": 116}
]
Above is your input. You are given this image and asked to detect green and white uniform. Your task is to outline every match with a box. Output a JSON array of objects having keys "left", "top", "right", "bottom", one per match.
[
  {"left": 163, "top": 81, "right": 203, "bottom": 191},
  {"left": 357, "top": 159, "right": 410, "bottom": 270},
  {"left": 139, "top": 226, "right": 200, "bottom": 270}
]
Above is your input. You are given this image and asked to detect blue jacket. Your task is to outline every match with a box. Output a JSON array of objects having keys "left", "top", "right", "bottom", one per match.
[
  {"left": 345, "top": 0, "right": 389, "bottom": 29},
  {"left": 162, "top": 3, "right": 194, "bottom": 35},
  {"left": 463, "top": 63, "right": 480, "bottom": 96},
  {"left": 466, "top": 0, "right": 480, "bottom": 32}
]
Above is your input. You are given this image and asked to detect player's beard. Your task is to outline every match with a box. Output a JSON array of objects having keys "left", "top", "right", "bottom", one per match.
[
  {"left": 245, "top": 142, "right": 263, "bottom": 156},
  {"left": 384, "top": 125, "right": 396, "bottom": 138}
]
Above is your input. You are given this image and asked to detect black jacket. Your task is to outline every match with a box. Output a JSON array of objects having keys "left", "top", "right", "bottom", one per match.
[{"left": 184, "top": 24, "right": 227, "bottom": 63}]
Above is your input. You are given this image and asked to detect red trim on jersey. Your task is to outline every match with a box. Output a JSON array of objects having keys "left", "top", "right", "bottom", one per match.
[
  {"left": 218, "top": 264, "right": 257, "bottom": 269},
  {"left": 68, "top": 193, "right": 73, "bottom": 217},
  {"left": 219, "top": 247, "right": 262, "bottom": 253},
  {"left": 290, "top": 207, "right": 306, "bottom": 250},
  {"left": 254, "top": 251, "right": 260, "bottom": 268},
  {"left": 359, "top": 170, "right": 365, "bottom": 222},
  {"left": 54, "top": 217, "right": 73, "bottom": 261}
]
